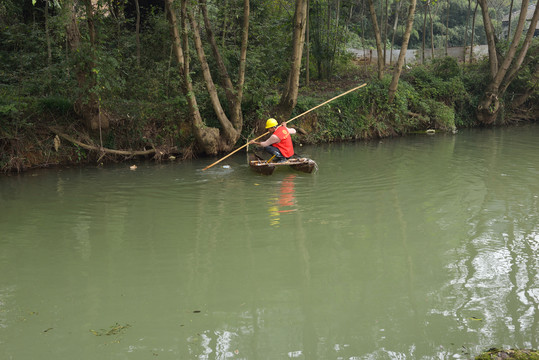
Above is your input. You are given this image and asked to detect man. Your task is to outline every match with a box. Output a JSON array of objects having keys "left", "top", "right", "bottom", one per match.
[{"left": 251, "top": 118, "right": 296, "bottom": 162}]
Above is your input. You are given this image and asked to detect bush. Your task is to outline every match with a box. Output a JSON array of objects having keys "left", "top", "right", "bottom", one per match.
[
  {"left": 432, "top": 56, "right": 461, "bottom": 80},
  {"left": 37, "top": 96, "right": 74, "bottom": 116},
  {"left": 427, "top": 99, "right": 456, "bottom": 131}
]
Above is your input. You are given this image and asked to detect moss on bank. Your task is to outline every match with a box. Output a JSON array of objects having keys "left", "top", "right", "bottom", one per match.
[{"left": 475, "top": 348, "right": 539, "bottom": 360}]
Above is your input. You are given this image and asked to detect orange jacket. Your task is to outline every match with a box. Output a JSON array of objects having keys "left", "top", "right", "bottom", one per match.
[{"left": 272, "top": 125, "right": 294, "bottom": 158}]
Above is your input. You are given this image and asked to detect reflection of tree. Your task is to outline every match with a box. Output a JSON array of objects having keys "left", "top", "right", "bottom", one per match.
[{"left": 430, "top": 133, "right": 539, "bottom": 350}]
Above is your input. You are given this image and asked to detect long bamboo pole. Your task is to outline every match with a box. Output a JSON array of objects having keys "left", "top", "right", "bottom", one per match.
[{"left": 202, "top": 83, "right": 367, "bottom": 171}]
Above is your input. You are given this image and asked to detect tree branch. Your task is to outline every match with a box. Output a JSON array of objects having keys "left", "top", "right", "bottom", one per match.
[{"left": 49, "top": 127, "right": 157, "bottom": 157}]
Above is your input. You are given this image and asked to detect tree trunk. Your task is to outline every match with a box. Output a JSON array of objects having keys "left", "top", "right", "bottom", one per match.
[
  {"left": 445, "top": 0, "right": 450, "bottom": 56},
  {"left": 165, "top": 0, "right": 219, "bottom": 155},
  {"left": 383, "top": 0, "right": 388, "bottom": 65},
  {"left": 500, "top": 5, "right": 539, "bottom": 94},
  {"left": 236, "top": 0, "right": 250, "bottom": 125},
  {"left": 276, "top": 0, "right": 308, "bottom": 120},
  {"left": 306, "top": 0, "right": 310, "bottom": 86},
  {"left": 329, "top": 0, "right": 340, "bottom": 77},
  {"left": 45, "top": 0, "right": 52, "bottom": 71},
  {"left": 388, "top": 0, "right": 416, "bottom": 103},
  {"left": 476, "top": 0, "right": 538, "bottom": 124},
  {"left": 390, "top": 0, "right": 402, "bottom": 65},
  {"left": 422, "top": 1, "right": 427, "bottom": 64},
  {"left": 470, "top": 0, "right": 478, "bottom": 63},
  {"left": 135, "top": 0, "right": 141, "bottom": 67},
  {"left": 463, "top": 0, "right": 470, "bottom": 61},
  {"left": 66, "top": 0, "right": 108, "bottom": 132},
  {"left": 65, "top": 0, "right": 80, "bottom": 53},
  {"left": 507, "top": 0, "right": 514, "bottom": 39},
  {"left": 429, "top": 3, "right": 434, "bottom": 60},
  {"left": 221, "top": 0, "right": 229, "bottom": 48},
  {"left": 361, "top": 2, "right": 368, "bottom": 72},
  {"left": 186, "top": 9, "right": 239, "bottom": 146},
  {"left": 368, "top": 0, "right": 384, "bottom": 79},
  {"left": 199, "top": 0, "right": 246, "bottom": 131},
  {"left": 510, "top": 63, "right": 538, "bottom": 109},
  {"left": 478, "top": 0, "right": 499, "bottom": 78}
]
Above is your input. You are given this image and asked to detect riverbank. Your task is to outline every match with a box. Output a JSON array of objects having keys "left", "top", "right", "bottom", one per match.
[{"left": 1, "top": 62, "right": 537, "bottom": 174}]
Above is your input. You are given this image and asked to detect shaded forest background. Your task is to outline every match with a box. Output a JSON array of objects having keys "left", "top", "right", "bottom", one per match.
[{"left": 0, "top": 0, "right": 537, "bottom": 172}]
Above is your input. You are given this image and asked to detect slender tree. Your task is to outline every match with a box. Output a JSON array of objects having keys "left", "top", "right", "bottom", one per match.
[
  {"left": 368, "top": 0, "right": 384, "bottom": 79},
  {"left": 306, "top": 0, "right": 310, "bottom": 86},
  {"left": 422, "top": 0, "right": 427, "bottom": 63},
  {"left": 388, "top": 0, "right": 417, "bottom": 103},
  {"left": 428, "top": 1, "right": 434, "bottom": 59},
  {"left": 390, "top": 0, "right": 402, "bottom": 65},
  {"left": 165, "top": 0, "right": 219, "bottom": 154},
  {"left": 275, "top": 0, "right": 308, "bottom": 120},
  {"left": 507, "top": 0, "right": 514, "bottom": 39},
  {"left": 65, "top": 0, "right": 109, "bottom": 131},
  {"left": 463, "top": 0, "right": 470, "bottom": 61},
  {"left": 330, "top": 0, "right": 341, "bottom": 77},
  {"left": 469, "top": 0, "right": 478, "bottom": 63},
  {"left": 383, "top": 0, "right": 388, "bottom": 64},
  {"left": 44, "top": 0, "right": 52, "bottom": 71},
  {"left": 165, "top": 0, "right": 250, "bottom": 154},
  {"left": 135, "top": 0, "right": 141, "bottom": 67},
  {"left": 445, "top": 0, "right": 449, "bottom": 56}
]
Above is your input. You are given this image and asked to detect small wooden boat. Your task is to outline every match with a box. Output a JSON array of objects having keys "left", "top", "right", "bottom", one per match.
[{"left": 248, "top": 152, "right": 317, "bottom": 175}]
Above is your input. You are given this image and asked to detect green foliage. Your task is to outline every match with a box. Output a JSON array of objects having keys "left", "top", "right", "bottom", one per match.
[
  {"left": 504, "top": 40, "right": 539, "bottom": 103},
  {"left": 300, "top": 76, "right": 443, "bottom": 142},
  {"left": 73, "top": 144, "right": 87, "bottom": 162},
  {"left": 454, "top": 60, "right": 490, "bottom": 127},
  {"left": 37, "top": 96, "right": 74, "bottom": 116},
  {"left": 425, "top": 99, "right": 456, "bottom": 131},
  {"left": 402, "top": 57, "right": 469, "bottom": 128},
  {"left": 432, "top": 56, "right": 461, "bottom": 80},
  {"left": 309, "top": 0, "right": 355, "bottom": 80},
  {"left": 0, "top": 103, "right": 18, "bottom": 120}
]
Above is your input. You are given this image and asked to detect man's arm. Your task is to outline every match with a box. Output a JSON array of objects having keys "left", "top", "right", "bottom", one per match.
[
  {"left": 257, "top": 134, "right": 280, "bottom": 147},
  {"left": 281, "top": 122, "right": 296, "bottom": 134}
]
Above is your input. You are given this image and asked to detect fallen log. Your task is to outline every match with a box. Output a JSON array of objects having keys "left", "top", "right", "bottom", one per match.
[{"left": 49, "top": 127, "right": 157, "bottom": 157}]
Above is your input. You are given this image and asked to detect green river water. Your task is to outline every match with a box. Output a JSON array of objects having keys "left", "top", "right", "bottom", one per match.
[{"left": 1, "top": 125, "right": 538, "bottom": 359}]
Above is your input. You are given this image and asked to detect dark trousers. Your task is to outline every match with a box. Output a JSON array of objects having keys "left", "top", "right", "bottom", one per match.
[{"left": 263, "top": 146, "right": 287, "bottom": 161}]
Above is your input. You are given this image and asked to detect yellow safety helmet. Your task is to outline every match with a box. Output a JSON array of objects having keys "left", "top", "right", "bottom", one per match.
[{"left": 265, "top": 118, "right": 278, "bottom": 129}]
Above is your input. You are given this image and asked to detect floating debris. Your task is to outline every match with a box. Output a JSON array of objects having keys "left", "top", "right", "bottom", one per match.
[
  {"left": 130, "top": 165, "right": 137, "bottom": 170},
  {"left": 90, "top": 323, "right": 131, "bottom": 336}
]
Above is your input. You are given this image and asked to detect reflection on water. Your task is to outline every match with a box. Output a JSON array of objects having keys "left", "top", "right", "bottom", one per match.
[
  {"left": 1, "top": 125, "right": 539, "bottom": 359},
  {"left": 268, "top": 174, "right": 298, "bottom": 227}
]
